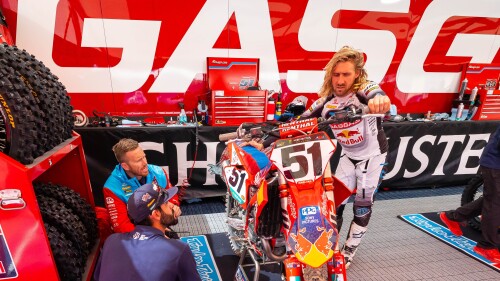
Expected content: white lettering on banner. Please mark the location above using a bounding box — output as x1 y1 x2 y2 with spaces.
149 0 280 92
398 0 500 93
16 0 161 93
172 142 219 186
140 141 165 154
448 33 500 64
455 134 491 175
432 135 466 176
385 133 490 180
289 0 411 92
403 135 437 178
384 136 411 180
139 141 171 178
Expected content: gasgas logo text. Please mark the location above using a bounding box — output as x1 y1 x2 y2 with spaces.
15 0 499 95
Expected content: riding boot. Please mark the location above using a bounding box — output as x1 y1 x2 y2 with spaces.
341 221 367 269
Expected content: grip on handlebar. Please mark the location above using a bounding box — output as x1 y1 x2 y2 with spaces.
219 132 238 141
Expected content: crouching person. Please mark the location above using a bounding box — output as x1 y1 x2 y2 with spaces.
94 183 201 281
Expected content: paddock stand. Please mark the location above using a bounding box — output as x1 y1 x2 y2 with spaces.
234 245 261 281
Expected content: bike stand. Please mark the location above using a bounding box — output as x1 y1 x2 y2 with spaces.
235 245 261 281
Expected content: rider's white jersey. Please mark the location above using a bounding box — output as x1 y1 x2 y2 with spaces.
301 81 388 160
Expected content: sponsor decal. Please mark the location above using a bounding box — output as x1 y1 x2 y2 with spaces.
299 206 320 225
288 195 297 219
15 0 500 117
330 119 362 130
211 60 227 65
0 225 18 279
141 193 152 202
122 184 132 194
180 235 222 281
301 206 317 216
0 96 15 129
400 214 500 269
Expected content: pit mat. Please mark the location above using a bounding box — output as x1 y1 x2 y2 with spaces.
399 213 500 272
182 233 282 281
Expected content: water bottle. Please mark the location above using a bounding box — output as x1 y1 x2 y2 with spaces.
178 102 187 124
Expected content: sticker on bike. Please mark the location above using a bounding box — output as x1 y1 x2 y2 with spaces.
271 132 336 183
223 166 247 204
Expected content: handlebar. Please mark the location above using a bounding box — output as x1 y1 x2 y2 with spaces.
218 106 386 141
219 132 238 142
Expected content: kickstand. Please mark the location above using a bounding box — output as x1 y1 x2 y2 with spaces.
236 246 261 281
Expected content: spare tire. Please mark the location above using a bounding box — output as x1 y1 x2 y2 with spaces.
4 44 74 140
34 182 98 244
44 223 84 281
0 68 38 164
37 195 90 260
0 44 64 150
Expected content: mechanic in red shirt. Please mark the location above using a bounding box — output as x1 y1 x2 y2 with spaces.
103 138 181 233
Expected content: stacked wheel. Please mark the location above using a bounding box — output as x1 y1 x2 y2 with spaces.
34 183 98 280
0 43 74 164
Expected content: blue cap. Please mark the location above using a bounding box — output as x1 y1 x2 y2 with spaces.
127 183 178 223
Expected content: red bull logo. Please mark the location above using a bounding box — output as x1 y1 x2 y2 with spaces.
314 226 334 257
336 129 360 139
290 228 313 257
335 129 364 145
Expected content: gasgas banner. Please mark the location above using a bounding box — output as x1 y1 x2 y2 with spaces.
2 0 499 116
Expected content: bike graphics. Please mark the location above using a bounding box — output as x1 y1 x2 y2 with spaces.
219 118 353 280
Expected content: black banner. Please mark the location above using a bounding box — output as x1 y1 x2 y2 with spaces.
76 121 500 206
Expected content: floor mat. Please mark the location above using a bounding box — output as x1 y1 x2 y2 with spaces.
183 233 282 281
399 213 500 272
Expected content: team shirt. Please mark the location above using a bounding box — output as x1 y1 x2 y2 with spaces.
301 81 388 160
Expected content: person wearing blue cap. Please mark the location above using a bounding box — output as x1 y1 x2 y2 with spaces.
94 183 201 281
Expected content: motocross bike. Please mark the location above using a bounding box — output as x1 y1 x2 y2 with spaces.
218 108 381 281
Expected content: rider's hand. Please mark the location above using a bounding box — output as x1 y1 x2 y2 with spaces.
368 94 391 114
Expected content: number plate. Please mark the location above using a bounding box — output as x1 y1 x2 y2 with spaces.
271 132 336 182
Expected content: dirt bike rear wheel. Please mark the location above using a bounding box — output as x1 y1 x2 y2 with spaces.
460 175 483 232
